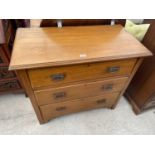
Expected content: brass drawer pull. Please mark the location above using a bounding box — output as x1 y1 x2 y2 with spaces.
56 106 66 111
53 92 66 99
107 66 120 73
102 84 113 91
97 99 106 104
50 73 65 81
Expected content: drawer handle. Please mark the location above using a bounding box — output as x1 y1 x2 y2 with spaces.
97 99 106 104
56 106 66 111
50 73 65 81
102 84 113 91
107 66 120 73
53 92 66 99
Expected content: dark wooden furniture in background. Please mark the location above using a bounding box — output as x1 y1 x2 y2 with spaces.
9 25 151 123
30 19 126 27
125 19 155 114
0 19 29 94
29 19 126 27
40 19 126 27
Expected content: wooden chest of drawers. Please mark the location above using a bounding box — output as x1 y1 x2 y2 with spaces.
0 19 23 94
9 25 151 124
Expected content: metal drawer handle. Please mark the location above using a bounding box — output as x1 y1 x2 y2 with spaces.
50 73 65 81
53 92 66 99
97 99 106 104
107 66 120 73
56 106 66 111
102 84 113 91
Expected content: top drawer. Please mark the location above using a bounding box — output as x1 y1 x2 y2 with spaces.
28 59 136 89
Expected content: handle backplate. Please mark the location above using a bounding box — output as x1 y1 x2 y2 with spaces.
102 84 113 91
97 99 106 104
56 106 66 111
53 92 66 99
107 66 120 73
50 73 65 81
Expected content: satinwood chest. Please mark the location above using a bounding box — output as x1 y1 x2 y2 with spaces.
9 25 152 124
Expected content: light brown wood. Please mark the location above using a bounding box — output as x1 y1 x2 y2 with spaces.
17 70 44 124
28 59 136 89
112 58 144 109
30 19 42 27
40 92 119 121
35 77 128 106
9 25 152 124
9 25 152 70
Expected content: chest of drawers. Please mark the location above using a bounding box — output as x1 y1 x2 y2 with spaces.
0 19 23 94
9 25 151 124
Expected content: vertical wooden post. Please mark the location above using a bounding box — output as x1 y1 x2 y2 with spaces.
112 58 143 109
17 70 45 124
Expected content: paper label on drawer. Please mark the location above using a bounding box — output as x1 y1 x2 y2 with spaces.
80 54 87 58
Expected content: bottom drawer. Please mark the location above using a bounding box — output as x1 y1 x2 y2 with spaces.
40 92 119 121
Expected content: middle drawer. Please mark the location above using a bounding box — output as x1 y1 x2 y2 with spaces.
35 77 128 106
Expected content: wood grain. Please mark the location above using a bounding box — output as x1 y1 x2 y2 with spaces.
9 25 152 70
30 19 42 27
35 77 128 106
28 59 136 88
113 58 143 109
9 24 152 123
0 20 5 44
40 92 119 121
17 70 44 124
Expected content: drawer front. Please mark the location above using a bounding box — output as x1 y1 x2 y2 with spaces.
40 92 119 121
0 80 20 92
35 77 127 106
28 59 136 88
0 67 16 80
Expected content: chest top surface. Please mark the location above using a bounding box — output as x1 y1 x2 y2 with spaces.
9 25 152 70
